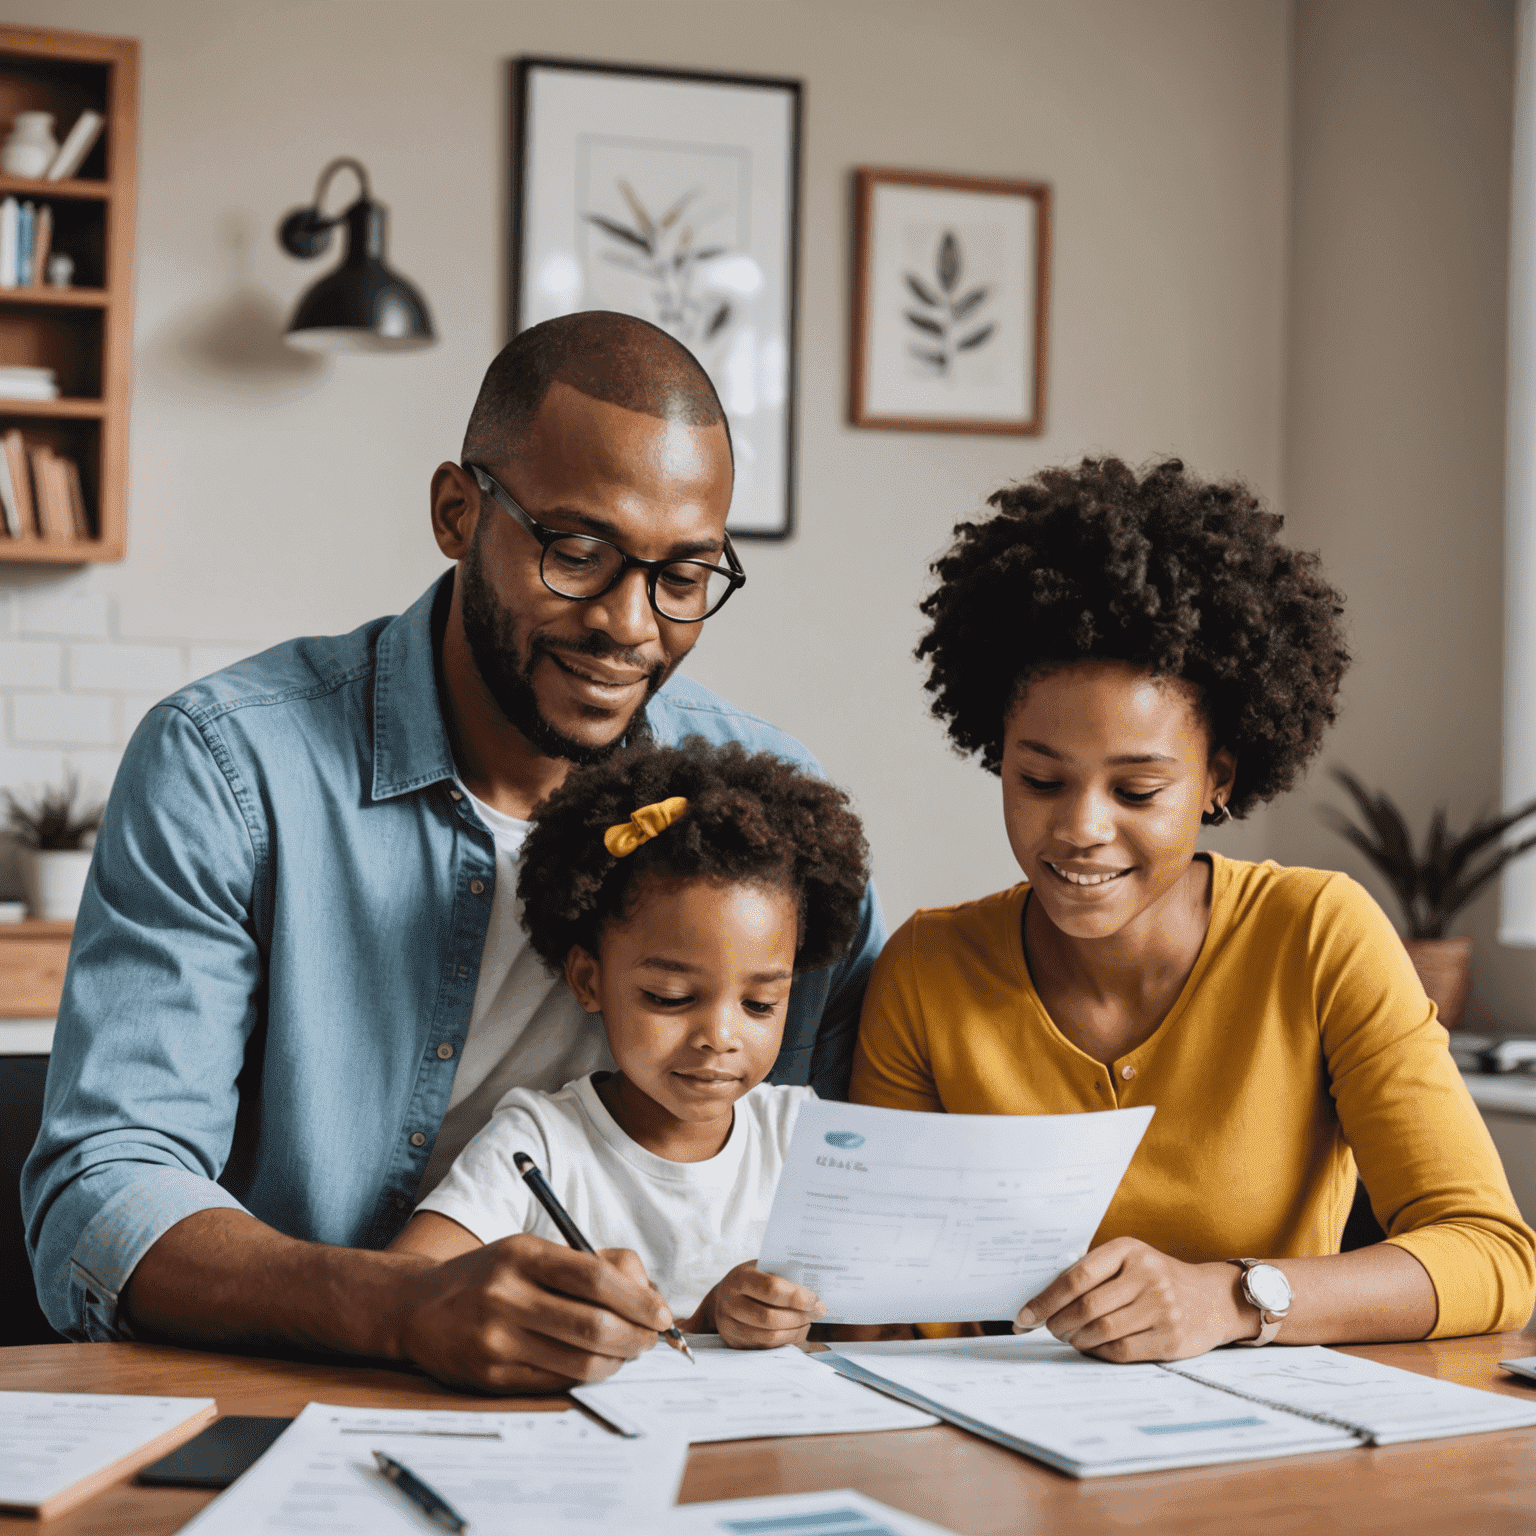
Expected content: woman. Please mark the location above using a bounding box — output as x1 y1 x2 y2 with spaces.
852 456 1534 1359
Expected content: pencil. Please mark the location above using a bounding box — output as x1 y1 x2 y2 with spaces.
512 1150 696 1365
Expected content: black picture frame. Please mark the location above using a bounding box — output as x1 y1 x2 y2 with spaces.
511 56 802 541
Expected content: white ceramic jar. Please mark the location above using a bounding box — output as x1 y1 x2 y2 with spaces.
2 112 58 178
20 847 93 921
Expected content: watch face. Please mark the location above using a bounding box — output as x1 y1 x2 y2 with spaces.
1247 1264 1292 1312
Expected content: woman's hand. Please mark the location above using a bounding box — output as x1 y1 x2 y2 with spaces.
687 1261 826 1349
1015 1237 1252 1362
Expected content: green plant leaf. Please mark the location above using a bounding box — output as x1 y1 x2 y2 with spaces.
1437 795 1536 885
1327 768 1416 875
1436 830 1536 921
1318 804 1418 921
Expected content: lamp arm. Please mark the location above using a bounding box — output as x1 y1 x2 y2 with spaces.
278 157 374 260
311 157 372 215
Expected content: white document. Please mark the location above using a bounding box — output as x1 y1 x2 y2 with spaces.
1501 1355 1536 1385
825 1336 1360 1477
0 1392 216 1517
177 1402 687 1535
1171 1346 1536 1444
758 1099 1154 1324
641 1488 960 1536
571 1338 938 1442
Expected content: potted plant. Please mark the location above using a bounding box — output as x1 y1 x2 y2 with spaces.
4 771 105 923
1320 768 1536 1028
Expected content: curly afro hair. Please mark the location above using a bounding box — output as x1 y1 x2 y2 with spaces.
516 736 870 972
916 457 1349 817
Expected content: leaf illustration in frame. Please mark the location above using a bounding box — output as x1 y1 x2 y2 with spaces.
657 188 700 230
957 323 995 351
909 345 947 371
586 213 652 253
905 310 944 336
950 286 989 322
705 301 733 339
905 273 942 306
617 179 656 243
937 231 961 292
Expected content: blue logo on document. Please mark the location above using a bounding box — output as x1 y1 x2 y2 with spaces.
824 1131 866 1149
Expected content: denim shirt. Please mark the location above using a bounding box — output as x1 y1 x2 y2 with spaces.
21 575 886 1340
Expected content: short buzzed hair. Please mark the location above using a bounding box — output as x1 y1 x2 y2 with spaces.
462 311 729 465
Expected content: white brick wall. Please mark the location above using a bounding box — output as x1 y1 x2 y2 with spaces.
0 592 270 895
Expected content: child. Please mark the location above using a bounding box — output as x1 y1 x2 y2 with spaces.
390 736 870 1348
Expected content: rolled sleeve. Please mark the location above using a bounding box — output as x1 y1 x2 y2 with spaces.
22 703 264 1340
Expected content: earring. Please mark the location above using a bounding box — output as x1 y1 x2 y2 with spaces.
1201 800 1233 827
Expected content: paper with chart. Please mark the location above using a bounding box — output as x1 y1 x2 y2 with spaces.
0 1392 217 1517
824 1336 1360 1476
177 1401 687 1535
570 1338 938 1442
757 1099 1154 1324
1170 1345 1536 1444
639 1488 961 1536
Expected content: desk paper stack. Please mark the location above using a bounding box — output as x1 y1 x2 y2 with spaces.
0 1392 217 1518
177 1402 688 1535
571 1337 938 1442
759 1098 1155 1325
643 1489 961 1536
823 1336 1536 1477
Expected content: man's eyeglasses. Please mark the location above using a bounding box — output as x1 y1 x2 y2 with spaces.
466 464 746 624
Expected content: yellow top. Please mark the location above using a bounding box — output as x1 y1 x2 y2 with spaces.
851 854 1536 1338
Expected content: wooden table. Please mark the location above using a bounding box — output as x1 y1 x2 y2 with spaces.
6 1330 1536 1535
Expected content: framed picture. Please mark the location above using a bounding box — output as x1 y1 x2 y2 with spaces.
513 57 802 540
850 168 1052 435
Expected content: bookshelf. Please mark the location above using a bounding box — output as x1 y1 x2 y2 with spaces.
0 25 137 565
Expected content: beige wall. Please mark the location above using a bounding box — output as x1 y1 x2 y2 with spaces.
0 0 1290 931
1277 0 1530 1027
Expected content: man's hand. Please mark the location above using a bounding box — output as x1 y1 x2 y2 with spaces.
1014 1237 1250 1362
686 1261 826 1349
397 1234 673 1392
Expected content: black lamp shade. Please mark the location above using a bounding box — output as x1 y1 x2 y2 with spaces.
285 199 435 353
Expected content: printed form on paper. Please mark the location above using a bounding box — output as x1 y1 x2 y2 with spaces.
757 1099 1154 1324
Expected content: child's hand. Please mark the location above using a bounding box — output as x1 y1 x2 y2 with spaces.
692 1261 826 1349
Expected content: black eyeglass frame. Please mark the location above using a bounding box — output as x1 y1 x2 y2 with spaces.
465 463 746 624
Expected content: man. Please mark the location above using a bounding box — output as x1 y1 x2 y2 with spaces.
22 313 884 1392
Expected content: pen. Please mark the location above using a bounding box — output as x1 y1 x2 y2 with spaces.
513 1150 696 1365
372 1449 469 1533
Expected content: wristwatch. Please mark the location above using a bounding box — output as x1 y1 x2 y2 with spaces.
1229 1258 1292 1346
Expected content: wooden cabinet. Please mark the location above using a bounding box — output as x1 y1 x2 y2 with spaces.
0 919 72 1017
0 25 137 563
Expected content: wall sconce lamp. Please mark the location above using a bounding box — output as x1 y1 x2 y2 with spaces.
277 157 435 353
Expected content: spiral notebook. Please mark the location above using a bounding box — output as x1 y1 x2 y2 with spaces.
822 1336 1536 1477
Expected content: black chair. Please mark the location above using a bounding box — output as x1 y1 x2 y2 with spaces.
1341 1178 1386 1251
2 1055 67 1346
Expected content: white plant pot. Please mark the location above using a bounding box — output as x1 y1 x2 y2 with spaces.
20 848 93 922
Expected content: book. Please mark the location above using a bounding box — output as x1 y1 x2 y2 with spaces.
0 366 59 401
16 201 33 285
0 1392 216 1519
30 204 52 287
63 454 91 539
0 436 22 537
0 196 15 289
3 430 36 536
28 443 74 541
44 110 104 181
823 1335 1536 1478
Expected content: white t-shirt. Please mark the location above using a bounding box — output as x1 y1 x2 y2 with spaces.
419 788 613 1194
417 1074 815 1318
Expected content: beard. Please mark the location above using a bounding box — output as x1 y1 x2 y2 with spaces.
458 531 668 765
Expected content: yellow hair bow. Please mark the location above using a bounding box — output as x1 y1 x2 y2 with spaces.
603 796 689 858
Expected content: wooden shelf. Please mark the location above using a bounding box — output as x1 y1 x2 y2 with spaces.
0 172 108 202
0 285 107 308
0 25 137 567
0 396 104 418
0 916 73 1018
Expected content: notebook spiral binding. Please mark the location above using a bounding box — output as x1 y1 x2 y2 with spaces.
1155 1363 1374 1443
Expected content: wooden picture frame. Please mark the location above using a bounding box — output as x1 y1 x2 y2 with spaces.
512 57 802 540
850 168 1051 435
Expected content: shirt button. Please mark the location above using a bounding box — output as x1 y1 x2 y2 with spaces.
449 789 463 802
436 1043 455 1060
1121 1065 1136 1081
410 1132 426 1147
470 879 486 895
